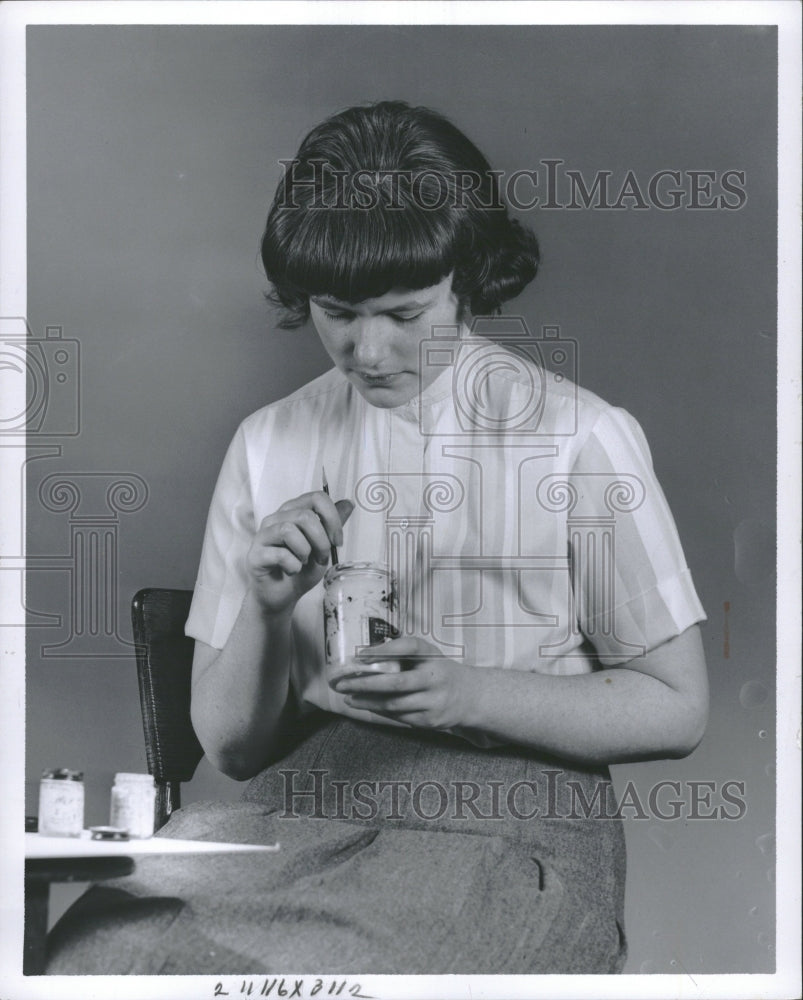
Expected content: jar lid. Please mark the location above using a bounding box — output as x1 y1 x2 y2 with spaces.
90 826 130 841
41 767 84 781
113 772 155 784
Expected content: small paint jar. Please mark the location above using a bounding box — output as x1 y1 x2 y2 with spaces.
323 561 400 691
110 772 156 838
38 768 85 836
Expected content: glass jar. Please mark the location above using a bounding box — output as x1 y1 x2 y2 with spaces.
38 768 85 836
323 561 400 690
110 772 156 838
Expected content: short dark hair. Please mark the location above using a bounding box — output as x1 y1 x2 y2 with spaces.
260 101 539 328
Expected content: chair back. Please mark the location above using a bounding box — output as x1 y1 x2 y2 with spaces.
131 588 203 828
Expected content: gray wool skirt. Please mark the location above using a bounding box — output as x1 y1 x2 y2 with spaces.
45 713 627 975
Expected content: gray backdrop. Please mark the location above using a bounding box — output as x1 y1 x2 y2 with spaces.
23 25 776 974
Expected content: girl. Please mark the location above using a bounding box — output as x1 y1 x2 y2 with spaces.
50 101 708 976
189 101 707 780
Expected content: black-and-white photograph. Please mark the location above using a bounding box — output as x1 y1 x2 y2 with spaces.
1 2 800 998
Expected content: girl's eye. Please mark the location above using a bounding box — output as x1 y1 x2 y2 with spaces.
322 311 422 324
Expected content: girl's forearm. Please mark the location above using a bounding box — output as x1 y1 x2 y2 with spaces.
459 629 708 765
190 589 295 779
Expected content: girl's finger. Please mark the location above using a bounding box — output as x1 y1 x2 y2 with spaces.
276 492 353 547
257 521 313 566
289 507 338 564
336 670 426 695
254 545 304 576
343 690 427 714
344 697 423 722
356 635 443 662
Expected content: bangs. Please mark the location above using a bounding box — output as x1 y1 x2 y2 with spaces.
274 202 459 305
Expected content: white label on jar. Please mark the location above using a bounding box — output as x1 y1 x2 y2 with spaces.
39 779 84 837
110 783 155 838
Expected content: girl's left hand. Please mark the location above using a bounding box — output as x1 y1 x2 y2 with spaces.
336 636 479 732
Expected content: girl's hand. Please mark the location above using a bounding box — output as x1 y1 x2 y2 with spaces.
247 492 353 615
336 636 479 732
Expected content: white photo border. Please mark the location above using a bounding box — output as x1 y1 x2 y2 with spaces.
1 3 800 999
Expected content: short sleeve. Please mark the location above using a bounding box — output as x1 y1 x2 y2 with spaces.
569 407 706 665
184 423 255 649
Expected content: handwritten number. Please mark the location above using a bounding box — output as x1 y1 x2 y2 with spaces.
214 979 373 999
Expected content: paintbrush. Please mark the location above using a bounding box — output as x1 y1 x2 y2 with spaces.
321 466 340 567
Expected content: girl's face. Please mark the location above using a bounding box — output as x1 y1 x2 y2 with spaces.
309 273 461 408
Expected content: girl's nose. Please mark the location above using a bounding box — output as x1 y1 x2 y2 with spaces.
351 318 388 369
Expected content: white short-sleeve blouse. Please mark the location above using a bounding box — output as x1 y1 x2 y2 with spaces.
186 335 706 733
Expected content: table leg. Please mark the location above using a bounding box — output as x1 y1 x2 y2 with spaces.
24 878 49 975
23 857 135 975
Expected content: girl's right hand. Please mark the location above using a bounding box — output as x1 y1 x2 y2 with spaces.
247 492 353 615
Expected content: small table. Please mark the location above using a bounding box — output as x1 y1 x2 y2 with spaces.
24 832 279 975
25 854 135 975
